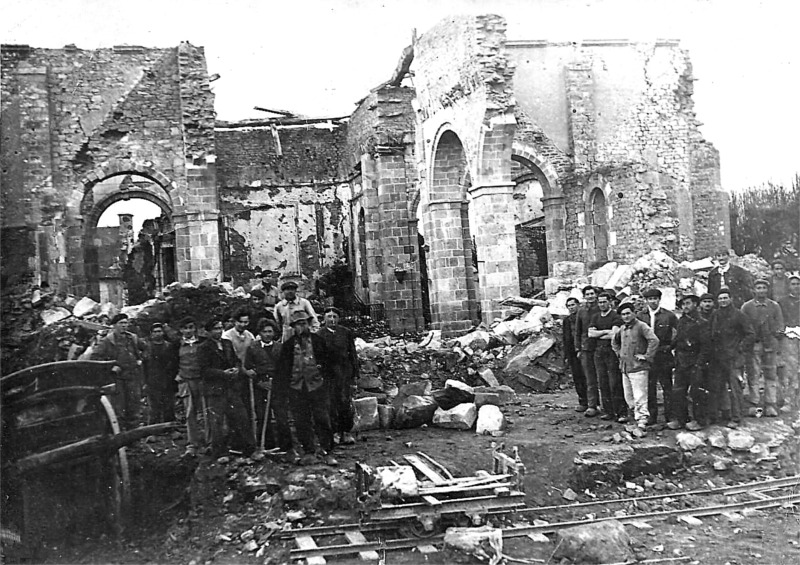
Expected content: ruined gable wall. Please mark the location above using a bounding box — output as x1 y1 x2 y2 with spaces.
215 124 351 286
509 41 725 262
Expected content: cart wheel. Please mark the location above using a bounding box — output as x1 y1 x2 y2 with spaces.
399 517 442 538
99 395 131 532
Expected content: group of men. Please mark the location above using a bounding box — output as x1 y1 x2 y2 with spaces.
563 252 799 434
91 280 360 465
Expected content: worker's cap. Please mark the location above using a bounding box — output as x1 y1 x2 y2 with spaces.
753 278 770 288
289 310 312 325
642 288 662 299
178 316 196 328
324 307 341 316
788 274 800 282
771 259 786 268
110 313 129 325
250 289 266 299
680 294 700 305
617 302 636 315
699 293 715 302
150 323 164 332
717 287 732 297
281 281 299 291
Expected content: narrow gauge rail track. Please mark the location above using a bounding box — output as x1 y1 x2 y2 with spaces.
286 474 800 563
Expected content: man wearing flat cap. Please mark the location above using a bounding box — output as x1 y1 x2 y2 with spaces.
274 280 319 342
741 279 785 417
276 310 335 464
698 293 716 322
92 313 147 429
670 295 712 430
637 288 678 425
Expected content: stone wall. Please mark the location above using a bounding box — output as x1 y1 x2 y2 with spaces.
215 123 351 287
0 43 219 298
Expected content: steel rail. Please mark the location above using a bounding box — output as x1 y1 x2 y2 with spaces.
289 491 800 560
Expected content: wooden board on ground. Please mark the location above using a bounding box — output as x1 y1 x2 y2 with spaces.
343 530 380 561
295 535 326 565
404 454 447 484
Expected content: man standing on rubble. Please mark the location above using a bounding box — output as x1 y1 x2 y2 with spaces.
778 275 800 413
637 289 678 425
274 280 320 342
177 317 205 457
708 249 754 309
277 310 335 465
575 286 601 417
143 323 179 424
710 289 755 428
613 302 659 431
670 295 712 430
589 292 625 421
320 307 359 445
563 297 587 412
201 318 255 458
741 279 785 417
92 313 146 429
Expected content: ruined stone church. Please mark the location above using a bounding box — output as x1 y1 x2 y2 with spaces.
1 15 729 334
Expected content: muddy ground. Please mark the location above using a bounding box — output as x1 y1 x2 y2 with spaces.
9 387 798 565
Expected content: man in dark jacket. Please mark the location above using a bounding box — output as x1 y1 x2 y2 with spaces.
319 307 360 445
741 279 785 417
200 318 254 458
707 249 754 308
563 297 587 411
276 310 335 464
710 288 755 427
589 292 625 421
574 286 601 416
670 295 712 430
143 323 179 424
92 313 146 429
637 288 678 425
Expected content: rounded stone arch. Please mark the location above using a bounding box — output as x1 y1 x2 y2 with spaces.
583 179 613 264
86 189 173 230
81 159 176 194
428 125 473 202
511 142 567 271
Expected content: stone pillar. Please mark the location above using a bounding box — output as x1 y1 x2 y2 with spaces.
468 183 520 323
425 199 475 333
173 211 221 283
542 194 568 269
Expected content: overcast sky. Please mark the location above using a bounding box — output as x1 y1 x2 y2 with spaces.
4 0 798 203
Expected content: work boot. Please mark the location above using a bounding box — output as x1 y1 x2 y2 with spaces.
575 404 588 412
584 408 598 418
666 420 683 430
600 413 613 421
182 445 198 458
341 433 356 445
764 405 779 417
747 406 763 418
617 415 629 424
726 420 740 429
685 420 703 431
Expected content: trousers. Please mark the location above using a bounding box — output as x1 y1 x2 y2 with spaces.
673 359 708 424
289 384 333 453
746 342 778 407
621 369 649 426
594 345 625 417
779 339 799 406
207 388 254 458
114 378 142 430
648 350 674 422
581 350 599 409
717 356 745 421
181 379 206 448
568 354 587 406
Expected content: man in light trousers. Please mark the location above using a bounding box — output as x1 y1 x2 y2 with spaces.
613 302 659 431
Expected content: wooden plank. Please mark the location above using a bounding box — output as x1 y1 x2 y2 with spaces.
418 482 512 496
418 544 438 554
422 495 442 506
295 535 327 565
404 454 446 484
343 531 379 561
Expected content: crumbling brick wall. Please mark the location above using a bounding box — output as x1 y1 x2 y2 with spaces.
215 123 351 287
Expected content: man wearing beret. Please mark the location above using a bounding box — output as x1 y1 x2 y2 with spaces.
637 288 678 425
277 310 335 465
92 313 146 429
670 295 712 430
778 275 800 412
711 288 755 427
708 248 754 309
741 279 785 417
274 280 320 342
613 302 659 431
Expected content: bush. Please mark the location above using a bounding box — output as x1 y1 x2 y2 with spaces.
730 175 799 268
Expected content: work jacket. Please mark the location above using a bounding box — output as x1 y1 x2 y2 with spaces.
563 313 578 360
637 307 678 352
710 305 755 358
276 333 330 393
778 293 799 328
200 338 242 397
92 330 145 380
612 318 659 373
244 338 282 385
741 297 785 350
574 303 600 353
672 311 711 367
144 339 179 390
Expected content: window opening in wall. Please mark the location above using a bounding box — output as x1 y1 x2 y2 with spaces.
588 187 609 263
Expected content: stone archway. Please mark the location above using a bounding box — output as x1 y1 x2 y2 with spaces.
586 187 609 263
74 165 176 301
423 128 480 332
